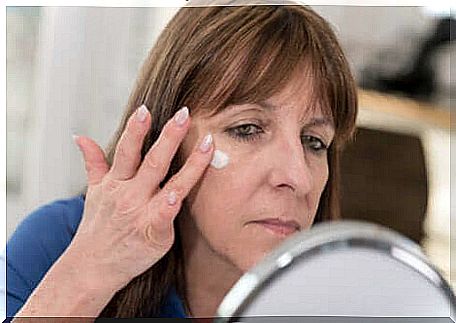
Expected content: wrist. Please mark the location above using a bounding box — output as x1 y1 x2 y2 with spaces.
60 245 128 294
16 253 121 318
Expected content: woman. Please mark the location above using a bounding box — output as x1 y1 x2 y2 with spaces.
6 3 357 319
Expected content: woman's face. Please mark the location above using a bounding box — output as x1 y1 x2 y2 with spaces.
180 75 335 272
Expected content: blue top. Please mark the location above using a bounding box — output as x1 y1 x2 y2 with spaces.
3 195 187 319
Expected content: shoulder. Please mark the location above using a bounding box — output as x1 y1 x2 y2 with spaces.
9 195 85 254
21 195 85 234
5 195 85 317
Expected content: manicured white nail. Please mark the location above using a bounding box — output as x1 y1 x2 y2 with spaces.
199 134 213 153
72 134 81 149
167 191 177 206
136 104 149 122
174 106 189 126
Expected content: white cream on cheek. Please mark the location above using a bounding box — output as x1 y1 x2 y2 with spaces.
210 149 230 169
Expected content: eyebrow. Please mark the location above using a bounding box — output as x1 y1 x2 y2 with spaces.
302 117 334 129
228 100 334 129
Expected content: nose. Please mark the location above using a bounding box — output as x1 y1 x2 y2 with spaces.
267 134 314 197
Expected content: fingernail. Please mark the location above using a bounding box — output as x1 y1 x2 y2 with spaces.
72 134 81 149
174 106 189 126
136 104 149 122
199 133 213 153
167 191 177 206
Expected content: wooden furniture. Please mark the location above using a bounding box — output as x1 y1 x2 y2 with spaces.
339 88 452 287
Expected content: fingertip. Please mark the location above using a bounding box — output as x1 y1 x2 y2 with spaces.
72 134 82 150
79 136 100 152
76 136 109 184
197 133 213 153
74 135 95 156
135 104 150 123
75 136 105 164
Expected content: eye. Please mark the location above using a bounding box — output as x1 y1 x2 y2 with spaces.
226 123 264 142
301 135 328 154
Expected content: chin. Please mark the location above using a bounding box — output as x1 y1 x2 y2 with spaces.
232 248 274 274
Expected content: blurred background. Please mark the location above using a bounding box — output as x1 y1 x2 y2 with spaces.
6 5 454 289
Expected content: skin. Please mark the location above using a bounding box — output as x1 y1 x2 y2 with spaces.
179 73 336 317
12 70 334 321
13 103 215 320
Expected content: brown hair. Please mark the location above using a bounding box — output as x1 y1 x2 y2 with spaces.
93 4 357 318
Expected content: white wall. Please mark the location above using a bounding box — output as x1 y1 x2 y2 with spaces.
6 7 178 239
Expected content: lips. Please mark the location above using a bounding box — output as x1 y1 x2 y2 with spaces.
252 218 301 236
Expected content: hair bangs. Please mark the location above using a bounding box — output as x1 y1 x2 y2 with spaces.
186 5 355 146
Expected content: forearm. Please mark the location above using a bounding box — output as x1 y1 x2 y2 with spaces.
12 251 122 322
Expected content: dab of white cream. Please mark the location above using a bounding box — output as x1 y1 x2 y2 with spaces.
210 149 230 169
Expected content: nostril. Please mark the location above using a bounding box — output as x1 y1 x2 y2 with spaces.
277 183 296 192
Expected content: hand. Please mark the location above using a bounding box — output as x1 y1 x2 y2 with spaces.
68 105 213 290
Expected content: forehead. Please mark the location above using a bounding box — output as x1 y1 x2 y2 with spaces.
223 72 333 126
266 77 328 118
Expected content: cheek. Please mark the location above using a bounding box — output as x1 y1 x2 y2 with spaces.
311 155 329 189
186 154 266 269
319 161 330 189
188 163 250 231
307 158 330 213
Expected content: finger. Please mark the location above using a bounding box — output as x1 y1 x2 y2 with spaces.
74 135 109 186
133 106 190 196
139 132 214 248
146 133 214 222
109 104 151 181
140 191 177 250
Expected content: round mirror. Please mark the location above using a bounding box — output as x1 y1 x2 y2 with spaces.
215 221 455 322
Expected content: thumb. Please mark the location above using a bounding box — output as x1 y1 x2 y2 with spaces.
74 135 109 186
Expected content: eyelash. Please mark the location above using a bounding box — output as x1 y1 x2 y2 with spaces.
227 123 264 142
226 123 329 153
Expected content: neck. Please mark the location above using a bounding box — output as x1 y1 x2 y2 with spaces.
179 218 243 318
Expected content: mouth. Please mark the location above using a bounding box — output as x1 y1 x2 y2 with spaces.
251 218 301 237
